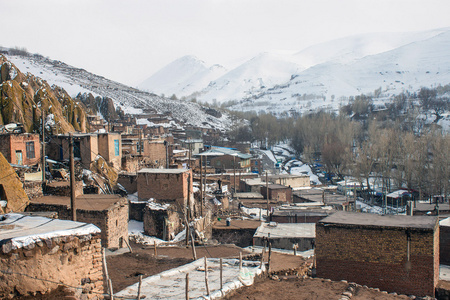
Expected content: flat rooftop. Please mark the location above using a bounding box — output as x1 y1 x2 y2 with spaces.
30 194 125 211
319 211 438 230
213 219 261 230
0 213 100 249
254 222 316 239
269 174 309 179
235 192 264 199
138 168 188 174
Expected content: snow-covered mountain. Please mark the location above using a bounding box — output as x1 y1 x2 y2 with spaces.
140 28 450 114
4 52 232 130
138 55 227 98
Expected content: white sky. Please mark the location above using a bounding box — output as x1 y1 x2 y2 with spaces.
2 0 450 86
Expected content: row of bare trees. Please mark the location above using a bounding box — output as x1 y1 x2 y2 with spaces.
228 109 449 200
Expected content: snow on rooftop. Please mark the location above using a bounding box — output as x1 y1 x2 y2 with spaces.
0 213 100 251
254 222 316 239
116 258 264 300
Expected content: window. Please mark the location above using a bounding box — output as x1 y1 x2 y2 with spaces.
114 139 119 156
26 141 35 159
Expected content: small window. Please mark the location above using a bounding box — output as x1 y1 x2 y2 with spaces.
114 139 119 156
26 141 35 159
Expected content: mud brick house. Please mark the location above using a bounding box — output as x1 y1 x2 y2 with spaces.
0 213 104 299
97 132 122 170
47 133 98 167
266 174 310 188
260 184 293 203
316 211 439 297
137 168 193 208
253 222 315 251
240 178 264 193
26 194 128 248
0 133 40 166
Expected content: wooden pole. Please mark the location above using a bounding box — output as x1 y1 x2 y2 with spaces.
239 252 243 270
268 242 272 273
220 258 223 290
154 241 157 256
69 133 76 221
108 279 114 300
137 275 143 300
200 155 203 217
41 111 46 184
124 237 133 253
185 273 189 300
266 171 269 219
191 233 197 261
102 248 110 292
204 257 210 296
260 250 264 270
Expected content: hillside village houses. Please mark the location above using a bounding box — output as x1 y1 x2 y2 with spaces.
1 114 450 298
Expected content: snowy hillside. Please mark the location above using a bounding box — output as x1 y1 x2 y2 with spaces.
139 28 450 115
195 52 304 103
138 55 227 98
229 29 450 115
5 53 232 130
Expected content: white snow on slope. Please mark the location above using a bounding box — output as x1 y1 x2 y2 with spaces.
5 53 232 130
138 55 227 98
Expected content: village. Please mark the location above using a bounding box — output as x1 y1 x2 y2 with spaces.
0 113 449 300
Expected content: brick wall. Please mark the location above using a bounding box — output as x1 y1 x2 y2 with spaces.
144 141 166 167
137 170 192 205
118 173 137 194
315 224 438 297
0 234 104 299
260 186 292 202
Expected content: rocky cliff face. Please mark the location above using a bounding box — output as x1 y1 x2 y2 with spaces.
0 55 86 133
76 92 124 121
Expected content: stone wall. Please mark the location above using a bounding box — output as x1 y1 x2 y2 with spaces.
211 228 256 247
0 234 104 299
315 223 438 297
23 181 43 199
143 205 182 240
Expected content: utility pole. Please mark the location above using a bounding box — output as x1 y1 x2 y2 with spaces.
200 155 203 217
233 155 236 194
41 111 46 184
188 141 191 169
165 141 169 168
266 171 269 219
69 133 76 221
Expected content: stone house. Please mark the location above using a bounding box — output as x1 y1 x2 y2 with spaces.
143 202 183 241
0 133 40 166
316 211 439 297
26 194 128 248
0 213 104 299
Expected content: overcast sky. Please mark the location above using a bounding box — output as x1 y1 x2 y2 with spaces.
2 0 450 86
